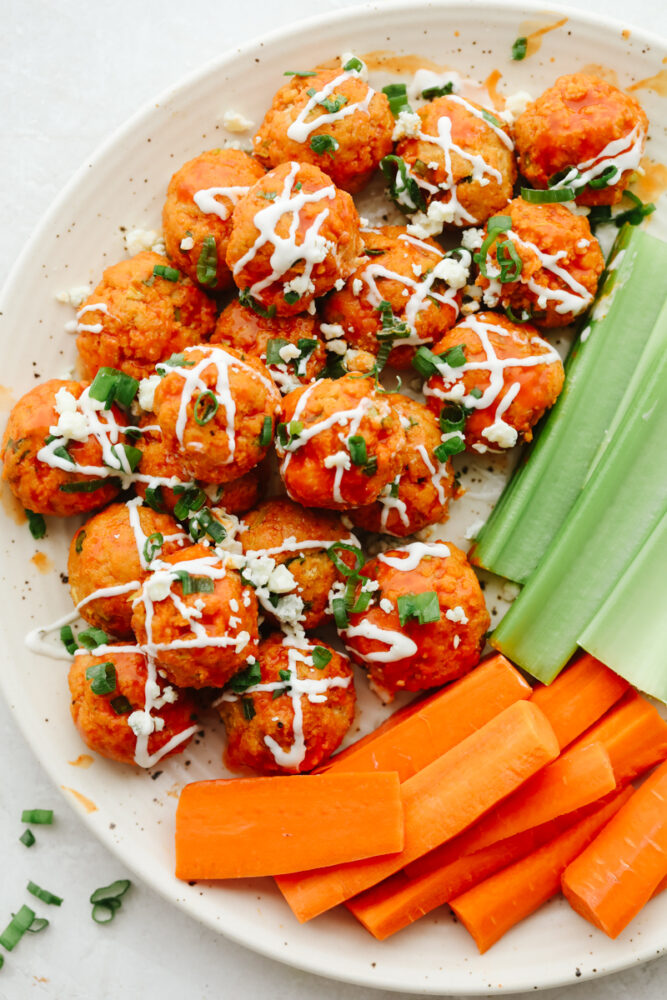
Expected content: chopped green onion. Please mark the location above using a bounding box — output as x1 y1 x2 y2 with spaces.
505 304 532 324
239 287 276 319
77 626 109 651
259 191 277 201
278 669 291 683
343 56 363 72
496 239 523 282
308 88 348 114
284 290 301 305
474 215 512 275
188 508 226 545
52 444 74 465
348 435 368 466
89 367 139 409
27 917 49 934
259 415 273 447
469 386 483 399
412 346 445 378
421 82 454 98
440 402 468 434
265 338 291 365
20 829 36 848
326 542 364 577
193 391 219 426
228 660 261 693
364 247 386 256
143 532 163 564
110 695 132 715
520 186 576 204
310 134 339 155
242 698 256 721
481 109 502 128
89 879 131 906
173 484 207 521
588 165 619 190
332 596 349 629
284 69 317 76
143 484 165 512
549 166 581 188
382 82 411 117
311 645 332 670
92 903 116 924
85 661 117 696
60 625 78 655
196 235 218 287
60 478 115 494
153 264 180 281
434 436 465 459
159 353 195 369
173 571 215 595
397 590 441 626
362 454 378 477
25 509 46 540
110 443 142 472
389 479 400 498
350 583 372 614
380 155 426 213
511 36 528 60
74 529 86 553
27 881 63 907
0 905 36 950
20 810 53 825
613 190 655 228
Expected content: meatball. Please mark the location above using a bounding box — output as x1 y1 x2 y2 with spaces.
423 311 565 453
225 161 363 317
218 633 355 775
322 226 466 369
210 297 327 393
514 74 649 206
68 500 186 638
239 497 359 629
349 394 455 536
341 541 489 701
276 375 406 509
473 198 604 328
69 646 197 766
153 345 281 484
252 59 394 193
162 148 266 291
76 252 217 380
130 543 259 689
1 380 125 517
389 94 516 227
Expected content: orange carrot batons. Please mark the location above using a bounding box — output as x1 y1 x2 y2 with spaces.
530 652 628 749
561 760 667 939
571 689 667 784
451 788 633 953
175 772 404 880
318 653 531 781
276 700 560 922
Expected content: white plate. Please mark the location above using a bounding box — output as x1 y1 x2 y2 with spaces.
1 0 666 993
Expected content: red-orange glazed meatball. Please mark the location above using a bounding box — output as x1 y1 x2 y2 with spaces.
76 252 217 381
130 543 259 689
422 312 565 454
152 345 281 485
276 375 406 510
473 198 604 328
210 297 327 393
68 499 186 638
514 74 649 206
349 394 455 536
1 380 125 517
218 633 355 775
239 497 360 629
322 226 467 369
162 148 266 291
69 646 197 766
386 94 516 228
225 161 363 317
252 57 394 193
341 540 489 701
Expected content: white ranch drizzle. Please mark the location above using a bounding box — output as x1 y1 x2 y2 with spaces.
240 533 360 559
231 162 336 300
66 302 111 335
378 477 410 532
415 444 450 505
286 62 374 143
343 621 418 663
25 609 81 661
75 580 141 610
192 186 250 221
549 124 644 194
378 541 452 571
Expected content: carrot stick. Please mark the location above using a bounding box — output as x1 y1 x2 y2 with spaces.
174 772 404 880
451 788 633 953
276 700 559 922
561 759 667 938
406 740 615 880
530 652 628 749
570 689 667 784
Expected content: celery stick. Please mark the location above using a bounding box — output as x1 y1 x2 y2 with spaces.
472 225 667 584
579 510 667 703
490 329 667 683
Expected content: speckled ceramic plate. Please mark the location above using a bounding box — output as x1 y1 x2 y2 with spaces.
0 0 666 993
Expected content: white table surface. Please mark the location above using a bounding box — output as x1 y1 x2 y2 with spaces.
1 0 666 997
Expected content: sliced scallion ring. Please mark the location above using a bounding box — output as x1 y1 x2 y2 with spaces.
20 809 53 825
27 881 63 906
193 391 219 426
520 186 576 204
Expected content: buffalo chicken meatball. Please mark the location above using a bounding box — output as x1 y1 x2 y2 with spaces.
514 74 649 206
350 394 455 536
225 162 363 317
252 58 394 193
387 94 516 228
239 497 360 629
210 297 327 393
162 148 266 291
130 543 259 689
69 646 197 766
76 252 216 381
473 198 604 328
423 312 565 453
218 633 355 775
68 500 186 638
322 226 467 369
152 345 281 485
341 541 489 701
1 380 126 516
276 375 406 509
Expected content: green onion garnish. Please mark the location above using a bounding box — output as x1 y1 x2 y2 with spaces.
470 386 483 399
311 645 332 669
265 338 290 365
60 477 115 494
90 879 131 924
25 509 46 540
196 235 218 287
412 343 465 379
421 82 454 99
75 529 86 553
259 415 273 447
284 69 317 76
27 917 49 934
27 881 63 906
143 484 165 512
310 134 339 155
21 809 53 825
242 697 256 721
153 264 180 281
77 626 109 651
348 435 368 466
511 36 528 60
474 215 512 275
85 661 117 696
19 829 35 848
143 532 163 564
159 352 195 369
380 155 426 214
440 402 468 434
228 660 262 693
60 625 78 655
332 596 349 629
382 82 411 117
238 287 277 319
188 508 226 545
588 165 619 190
434 436 466 459
193 391 219 426
397 590 442 626
284 290 301 305
173 484 207 521
343 56 363 72
505 304 532 324
173 571 215 595
362 454 378 477
613 190 656 228
496 239 523 282
520 186 576 204
307 87 349 114
89 367 139 409
110 695 132 715
326 542 364 577
0 905 36 950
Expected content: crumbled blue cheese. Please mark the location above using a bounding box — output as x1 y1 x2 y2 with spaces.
379 598 394 614
461 227 485 252
327 339 347 355
320 322 346 341
445 605 469 624
235 630 251 654
278 343 301 364
55 285 91 308
392 110 422 141
125 228 165 256
407 201 456 238
222 110 254 133
138 374 161 412
498 91 533 125
268 564 297 594
482 418 518 449
284 274 315 298
180 235 195 251
128 710 162 737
